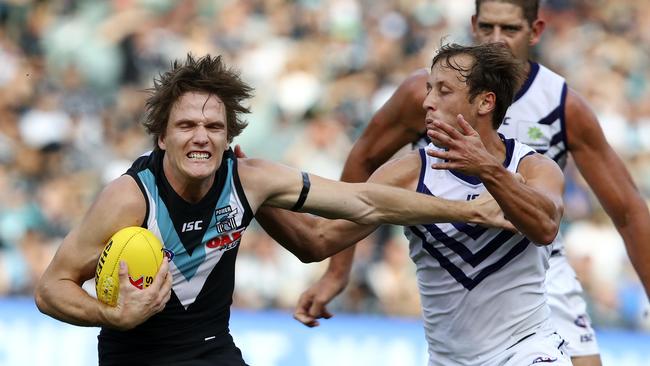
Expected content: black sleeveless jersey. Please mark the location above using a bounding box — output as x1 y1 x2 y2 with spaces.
98 148 254 354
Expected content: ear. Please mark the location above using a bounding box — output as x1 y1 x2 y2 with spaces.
477 92 496 117
158 134 166 150
529 19 546 46
470 15 479 37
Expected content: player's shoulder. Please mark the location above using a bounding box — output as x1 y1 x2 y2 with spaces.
564 87 592 113
101 175 146 211
236 157 271 174
236 157 291 190
398 68 429 99
383 149 422 167
560 86 599 134
519 150 563 178
82 175 147 231
536 62 561 75
370 150 422 187
403 68 429 85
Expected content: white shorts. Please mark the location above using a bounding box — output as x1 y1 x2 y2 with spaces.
427 321 570 366
545 250 600 357
499 329 572 366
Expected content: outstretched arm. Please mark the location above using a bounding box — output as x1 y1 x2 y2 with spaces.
252 71 430 323
240 149 511 326
565 89 650 297
252 69 428 256
427 115 564 245
240 152 504 259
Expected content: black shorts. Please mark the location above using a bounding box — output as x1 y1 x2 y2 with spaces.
98 333 248 366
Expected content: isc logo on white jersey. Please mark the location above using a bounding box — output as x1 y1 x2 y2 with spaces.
181 220 203 232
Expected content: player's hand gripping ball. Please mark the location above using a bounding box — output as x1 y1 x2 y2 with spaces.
95 227 164 306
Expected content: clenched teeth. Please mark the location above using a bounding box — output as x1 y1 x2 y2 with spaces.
188 152 211 159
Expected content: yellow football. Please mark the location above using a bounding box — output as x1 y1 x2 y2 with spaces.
95 226 164 306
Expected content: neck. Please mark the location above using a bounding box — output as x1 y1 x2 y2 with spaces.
522 58 531 74
162 156 215 204
477 123 506 162
517 59 532 91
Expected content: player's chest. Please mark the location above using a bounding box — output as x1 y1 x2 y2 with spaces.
499 118 556 151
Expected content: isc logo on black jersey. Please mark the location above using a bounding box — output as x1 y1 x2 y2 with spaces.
181 220 203 232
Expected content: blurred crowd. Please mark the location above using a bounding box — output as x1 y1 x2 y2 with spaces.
1 0 649 330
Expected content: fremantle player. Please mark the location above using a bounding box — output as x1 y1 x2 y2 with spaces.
34 54 510 365
253 42 571 365
285 2 650 365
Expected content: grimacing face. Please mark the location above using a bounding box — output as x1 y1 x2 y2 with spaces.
422 54 481 148
472 1 542 63
158 92 229 185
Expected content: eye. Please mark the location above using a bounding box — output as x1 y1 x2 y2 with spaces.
503 25 522 34
178 121 194 129
478 23 493 33
204 122 225 132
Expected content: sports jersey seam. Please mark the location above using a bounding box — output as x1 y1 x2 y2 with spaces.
132 172 150 228
513 61 539 102
416 148 428 193
231 153 254 222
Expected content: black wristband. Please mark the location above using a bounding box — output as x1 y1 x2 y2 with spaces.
291 172 311 211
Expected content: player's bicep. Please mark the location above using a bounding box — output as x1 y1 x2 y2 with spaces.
244 159 376 221
518 154 565 211
238 159 307 212
44 175 146 284
564 89 639 214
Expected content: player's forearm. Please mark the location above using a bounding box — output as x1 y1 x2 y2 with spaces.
35 278 110 327
609 198 650 296
356 183 480 226
324 151 377 278
323 246 355 283
256 206 329 263
480 166 561 245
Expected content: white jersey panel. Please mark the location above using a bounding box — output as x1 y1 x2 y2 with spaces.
406 138 553 365
498 62 568 169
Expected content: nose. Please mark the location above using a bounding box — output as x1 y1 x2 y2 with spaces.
192 125 209 145
422 91 437 112
489 27 507 44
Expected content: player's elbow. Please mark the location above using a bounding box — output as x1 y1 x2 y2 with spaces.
531 201 563 246
297 245 338 263
295 248 325 263
34 280 53 316
533 232 557 246
294 232 337 263
531 219 560 246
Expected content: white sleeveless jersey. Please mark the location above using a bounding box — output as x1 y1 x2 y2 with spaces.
413 62 569 254
406 138 552 365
